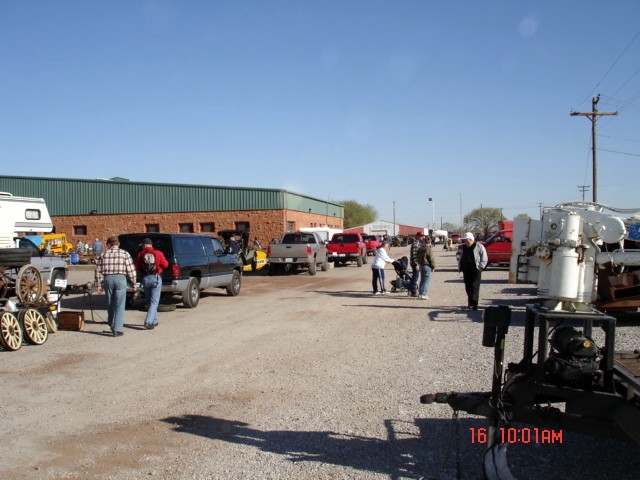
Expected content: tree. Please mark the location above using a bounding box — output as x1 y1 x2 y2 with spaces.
464 207 504 234
340 200 377 228
441 222 462 234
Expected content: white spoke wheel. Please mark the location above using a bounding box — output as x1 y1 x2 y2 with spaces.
44 311 58 334
16 265 44 305
19 308 48 345
0 311 23 351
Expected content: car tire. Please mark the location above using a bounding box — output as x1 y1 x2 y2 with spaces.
362 253 368 264
225 270 241 296
320 258 328 272
49 269 66 291
356 256 363 267
182 277 200 308
308 260 317 276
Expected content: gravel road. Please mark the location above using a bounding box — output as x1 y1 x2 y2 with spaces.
1 246 639 479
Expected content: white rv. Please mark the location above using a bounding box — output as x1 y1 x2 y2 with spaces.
0 192 54 248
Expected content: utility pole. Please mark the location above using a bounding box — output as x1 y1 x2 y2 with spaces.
392 200 396 236
428 197 434 232
570 95 618 203
578 185 590 201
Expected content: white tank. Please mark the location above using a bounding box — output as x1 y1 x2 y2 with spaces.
549 248 580 300
543 211 581 301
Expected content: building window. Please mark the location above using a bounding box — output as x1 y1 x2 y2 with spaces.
235 222 250 234
73 225 87 236
146 224 160 233
200 222 215 233
179 223 194 233
286 221 295 231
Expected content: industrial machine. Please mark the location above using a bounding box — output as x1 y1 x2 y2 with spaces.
422 202 640 479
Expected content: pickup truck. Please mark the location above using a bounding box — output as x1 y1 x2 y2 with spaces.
361 234 383 256
327 232 367 267
267 231 329 276
456 229 513 268
13 237 68 288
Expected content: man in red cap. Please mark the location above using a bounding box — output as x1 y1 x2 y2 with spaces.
135 238 169 329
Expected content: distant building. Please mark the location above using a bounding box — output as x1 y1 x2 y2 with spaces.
0 176 344 246
344 220 425 237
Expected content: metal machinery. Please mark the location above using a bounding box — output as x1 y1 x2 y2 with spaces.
421 202 640 479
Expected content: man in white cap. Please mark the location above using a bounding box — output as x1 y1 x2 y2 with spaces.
457 232 488 310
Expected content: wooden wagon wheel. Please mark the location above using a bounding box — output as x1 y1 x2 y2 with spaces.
0 311 23 351
44 311 58 334
16 265 44 305
19 308 48 345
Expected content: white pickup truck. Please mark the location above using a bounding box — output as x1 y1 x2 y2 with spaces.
267 231 329 275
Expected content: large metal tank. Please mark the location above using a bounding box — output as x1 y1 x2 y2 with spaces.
539 210 581 301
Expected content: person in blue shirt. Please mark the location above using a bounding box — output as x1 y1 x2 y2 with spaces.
93 238 103 255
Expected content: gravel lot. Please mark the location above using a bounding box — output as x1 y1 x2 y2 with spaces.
1 246 639 479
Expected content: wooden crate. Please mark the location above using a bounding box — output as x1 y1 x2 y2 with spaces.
57 311 85 331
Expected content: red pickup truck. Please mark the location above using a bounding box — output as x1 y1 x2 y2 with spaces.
327 233 367 267
361 234 383 256
456 228 513 267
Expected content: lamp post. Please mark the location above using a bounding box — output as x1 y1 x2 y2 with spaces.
428 197 434 231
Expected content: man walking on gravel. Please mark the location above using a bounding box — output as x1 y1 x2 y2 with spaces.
416 236 435 300
135 238 169 330
458 232 488 310
409 231 425 297
95 236 136 336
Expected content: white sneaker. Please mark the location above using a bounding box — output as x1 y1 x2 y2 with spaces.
373 292 381 295
419 295 428 300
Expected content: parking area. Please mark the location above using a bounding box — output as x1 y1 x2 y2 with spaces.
1 246 639 479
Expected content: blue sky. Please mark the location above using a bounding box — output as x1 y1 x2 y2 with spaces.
1 1 639 228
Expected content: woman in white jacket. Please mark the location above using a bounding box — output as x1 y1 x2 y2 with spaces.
371 241 395 295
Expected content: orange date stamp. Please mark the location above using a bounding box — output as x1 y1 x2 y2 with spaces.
470 427 563 444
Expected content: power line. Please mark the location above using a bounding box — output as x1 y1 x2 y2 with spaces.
597 148 640 158
578 28 640 108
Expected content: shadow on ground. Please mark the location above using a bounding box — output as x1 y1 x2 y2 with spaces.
160 414 640 479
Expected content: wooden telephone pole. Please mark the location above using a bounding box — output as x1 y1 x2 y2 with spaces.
570 94 618 203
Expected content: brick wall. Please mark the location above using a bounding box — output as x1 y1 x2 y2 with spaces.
53 209 344 247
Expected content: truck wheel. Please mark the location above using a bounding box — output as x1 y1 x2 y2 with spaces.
356 256 363 267
226 270 241 296
49 269 66 291
309 260 317 276
320 258 329 272
125 293 136 309
362 253 368 264
182 277 200 308
334 260 340 267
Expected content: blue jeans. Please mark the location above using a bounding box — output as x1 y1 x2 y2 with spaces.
418 264 432 297
371 267 386 293
142 274 162 325
410 263 419 294
104 274 128 333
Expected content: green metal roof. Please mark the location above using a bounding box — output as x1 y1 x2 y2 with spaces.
0 176 344 217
